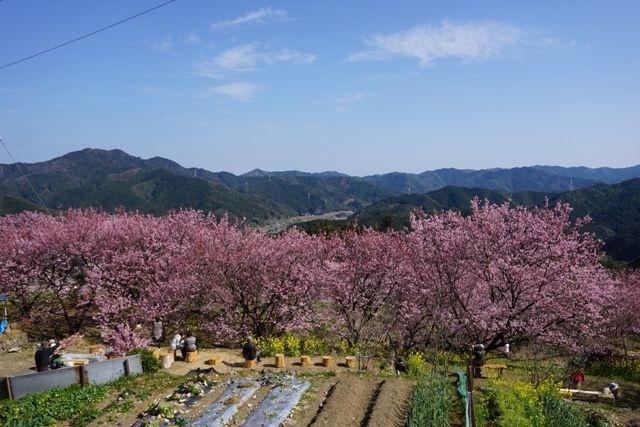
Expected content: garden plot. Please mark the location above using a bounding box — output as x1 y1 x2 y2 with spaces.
242 377 310 426
190 374 311 427
308 376 381 427
190 378 261 427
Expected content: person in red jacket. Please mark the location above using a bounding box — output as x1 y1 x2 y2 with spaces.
569 370 585 389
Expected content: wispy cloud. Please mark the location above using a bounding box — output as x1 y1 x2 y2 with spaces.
202 81 259 102
149 34 174 53
211 7 289 31
348 20 524 67
185 33 201 44
333 92 365 113
197 43 316 77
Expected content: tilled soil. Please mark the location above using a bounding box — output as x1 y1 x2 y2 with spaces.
308 376 380 427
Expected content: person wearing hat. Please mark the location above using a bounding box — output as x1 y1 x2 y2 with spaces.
34 340 59 372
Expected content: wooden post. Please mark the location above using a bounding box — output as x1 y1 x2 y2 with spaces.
244 359 257 368
300 355 312 367
345 356 356 368
6 377 14 400
322 356 333 367
275 353 285 368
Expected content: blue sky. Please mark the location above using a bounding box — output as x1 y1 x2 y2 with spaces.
1 0 638 176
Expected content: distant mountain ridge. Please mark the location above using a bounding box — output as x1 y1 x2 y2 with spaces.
1 148 639 261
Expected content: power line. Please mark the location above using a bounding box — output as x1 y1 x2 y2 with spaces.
0 136 48 209
0 0 178 71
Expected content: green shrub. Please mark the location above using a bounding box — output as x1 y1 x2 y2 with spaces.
301 335 329 356
255 336 285 357
128 348 162 373
283 333 301 356
335 338 356 356
407 373 451 427
588 357 640 382
407 351 427 377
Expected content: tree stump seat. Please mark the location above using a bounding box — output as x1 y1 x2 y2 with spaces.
345 356 356 368
300 355 312 367
205 356 222 366
322 355 333 367
185 350 198 363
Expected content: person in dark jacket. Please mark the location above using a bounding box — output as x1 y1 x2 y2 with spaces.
35 340 59 372
471 344 486 378
242 336 261 363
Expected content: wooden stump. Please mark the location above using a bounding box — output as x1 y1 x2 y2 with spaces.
244 359 257 369
161 353 173 369
205 357 222 366
185 350 198 363
322 355 333 367
300 355 312 367
275 353 285 368
345 356 356 369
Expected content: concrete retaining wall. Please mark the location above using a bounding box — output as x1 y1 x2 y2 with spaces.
0 355 142 400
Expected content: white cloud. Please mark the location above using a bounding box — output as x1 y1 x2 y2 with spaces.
185 33 201 44
149 34 173 53
348 20 524 67
334 92 365 113
211 7 289 31
197 43 316 77
203 82 259 102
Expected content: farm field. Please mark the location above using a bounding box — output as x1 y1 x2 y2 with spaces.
0 345 415 427
3 343 640 426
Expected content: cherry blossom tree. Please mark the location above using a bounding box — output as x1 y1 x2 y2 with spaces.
0 201 625 361
193 219 324 345
606 268 640 354
89 210 202 352
321 228 411 359
409 199 616 355
0 209 104 338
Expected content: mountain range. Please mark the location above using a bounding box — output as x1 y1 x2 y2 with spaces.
1 148 639 262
